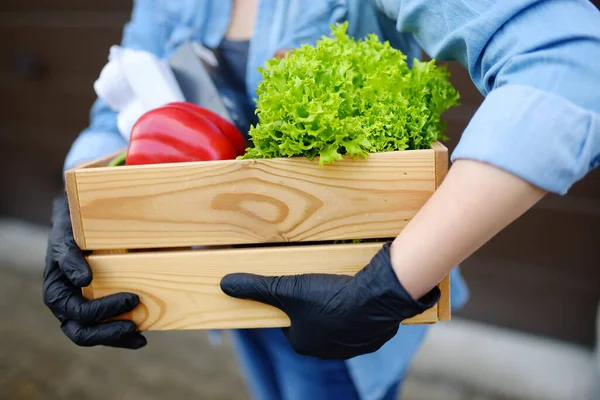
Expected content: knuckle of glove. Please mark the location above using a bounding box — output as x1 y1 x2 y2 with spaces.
63 229 78 249
74 302 98 326
44 284 88 324
56 251 71 269
72 328 91 347
42 287 57 311
72 331 88 347
42 281 69 316
61 322 89 347
52 296 74 322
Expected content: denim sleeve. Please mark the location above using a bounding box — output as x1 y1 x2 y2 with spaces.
372 0 600 194
63 0 170 172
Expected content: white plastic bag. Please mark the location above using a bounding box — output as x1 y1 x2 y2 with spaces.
93 46 185 142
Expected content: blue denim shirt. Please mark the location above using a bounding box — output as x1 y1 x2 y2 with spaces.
63 1 600 399
373 0 600 195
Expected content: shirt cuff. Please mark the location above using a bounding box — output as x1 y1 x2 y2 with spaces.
451 84 600 195
63 130 127 173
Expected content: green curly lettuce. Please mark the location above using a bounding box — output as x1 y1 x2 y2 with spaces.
241 22 460 165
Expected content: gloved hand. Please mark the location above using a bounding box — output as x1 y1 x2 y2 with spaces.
220 242 440 360
42 192 146 349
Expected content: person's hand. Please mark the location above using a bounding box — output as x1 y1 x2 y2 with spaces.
220 242 440 359
42 191 146 349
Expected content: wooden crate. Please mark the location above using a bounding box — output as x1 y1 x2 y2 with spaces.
64 142 451 331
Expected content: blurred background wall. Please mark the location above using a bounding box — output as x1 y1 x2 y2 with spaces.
0 0 599 350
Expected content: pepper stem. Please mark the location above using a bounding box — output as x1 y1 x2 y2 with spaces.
108 151 127 167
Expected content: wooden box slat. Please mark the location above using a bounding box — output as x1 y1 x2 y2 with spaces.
83 242 440 330
67 148 438 251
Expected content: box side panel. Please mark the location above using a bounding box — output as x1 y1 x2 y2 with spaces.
432 141 448 189
85 243 440 331
436 275 451 321
75 150 437 250
64 149 127 249
64 170 86 249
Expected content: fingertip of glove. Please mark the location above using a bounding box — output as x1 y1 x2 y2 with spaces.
220 273 264 299
219 274 244 296
72 271 93 287
62 254 93 287
123 292 141 307
115 331 147 350
114 320 138 333
131 335 148 349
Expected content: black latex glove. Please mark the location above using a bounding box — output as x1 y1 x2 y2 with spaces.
220 242 440 360
42 192 146 349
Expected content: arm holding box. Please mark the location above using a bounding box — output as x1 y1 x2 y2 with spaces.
377 0 600 297
222 0 600 358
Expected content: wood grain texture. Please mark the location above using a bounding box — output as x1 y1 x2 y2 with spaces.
437 275 451 321
82 243 441 330
81 282 94 300
432 141 448 190
73 149 437 250
64 170 86 249
64 149 127 249
432 141 451 320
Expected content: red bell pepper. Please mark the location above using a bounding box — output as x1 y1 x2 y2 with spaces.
168 101 248 156
125 102 246 166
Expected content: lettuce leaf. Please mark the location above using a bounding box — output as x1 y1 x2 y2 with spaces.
241 22 460 165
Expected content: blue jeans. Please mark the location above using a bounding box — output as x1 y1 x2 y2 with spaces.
229 328 402 400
